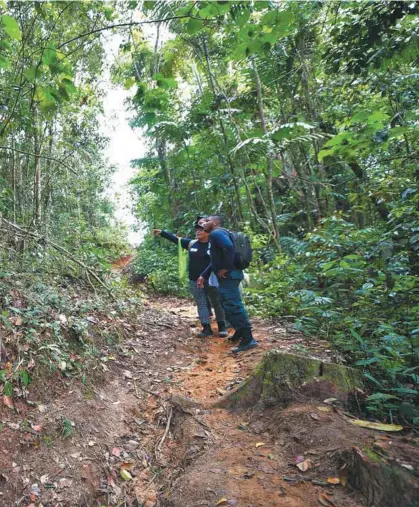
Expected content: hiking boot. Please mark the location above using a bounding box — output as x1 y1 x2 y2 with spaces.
228 329 242 343
232 339 258 354
217 321 228 338
198 324 213 337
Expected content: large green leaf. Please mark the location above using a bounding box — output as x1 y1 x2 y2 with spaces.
24 67 38 83
35 86 58 114
3 380 12 396
1 14 21 40
0 54 9 68
42 45 57 65
367 112 389 124
199 4 219 19
61 77 77 94
186 18 203 35
349 111 370 124
235 9 250 26
230 42 247 61
324 132 351 147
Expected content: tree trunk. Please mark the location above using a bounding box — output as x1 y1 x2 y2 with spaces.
201 37 244 223
340 445 419 507
252 58 281 251
216 349 362 410
156 138 177 218
33 109 42 227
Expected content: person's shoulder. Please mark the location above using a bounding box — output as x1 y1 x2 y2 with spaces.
211 228 229 238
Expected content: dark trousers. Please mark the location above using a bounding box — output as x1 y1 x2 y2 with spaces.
217 278 252 340
189 280 226 325
204 284 226 323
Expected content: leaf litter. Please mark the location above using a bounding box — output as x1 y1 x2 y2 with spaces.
0 292 412 507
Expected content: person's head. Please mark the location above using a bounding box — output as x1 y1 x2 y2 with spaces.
195 220 209 241
203 215 224 233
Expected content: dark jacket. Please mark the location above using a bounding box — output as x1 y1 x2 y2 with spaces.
201 228 243 280
160 230 210 281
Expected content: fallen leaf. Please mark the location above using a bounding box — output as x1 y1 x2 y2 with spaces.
3 395 14 409
318 496 329 507
120 469 133 481
318 492 336 506
401 464 414 471
15 317 23 326
215 499 228 506
311 412 320 421
349 419 403 432
323 398 337 405
58 314 67 324
255 442 265 448
37 404 46 413
295 455 305 464
40 474 49 484
58 360 67 371
112 447 121 457
120 461 136 470
327 477 340 484
268 454 274 460
31 424 43 432
296 459 313 472
123 370 133 379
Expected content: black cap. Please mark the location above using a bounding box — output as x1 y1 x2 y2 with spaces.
194 215 207 227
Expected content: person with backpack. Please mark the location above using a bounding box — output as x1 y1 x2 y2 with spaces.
197 215 258 354
152 219 228 338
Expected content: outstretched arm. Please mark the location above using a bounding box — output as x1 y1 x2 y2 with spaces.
154 229 191 249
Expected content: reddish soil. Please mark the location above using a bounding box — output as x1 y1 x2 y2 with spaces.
1 295 417 507
111 254 134 270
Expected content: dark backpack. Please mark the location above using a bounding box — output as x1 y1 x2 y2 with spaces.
221 229 252 270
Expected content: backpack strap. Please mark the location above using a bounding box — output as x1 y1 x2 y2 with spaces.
217 227 234 243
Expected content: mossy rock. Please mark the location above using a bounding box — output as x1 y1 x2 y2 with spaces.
216 349 362 410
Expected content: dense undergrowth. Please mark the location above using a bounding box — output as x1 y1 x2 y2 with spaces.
0 234 140 405
132 214 419 426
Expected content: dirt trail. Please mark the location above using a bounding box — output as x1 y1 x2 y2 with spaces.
148 297 369 507
1 294 417 506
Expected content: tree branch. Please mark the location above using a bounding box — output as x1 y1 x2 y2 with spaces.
0 217 114 298
0 146 78 175
57 15 200 49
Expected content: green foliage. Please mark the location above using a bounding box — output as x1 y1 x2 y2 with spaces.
131 238 189 297
0 267 143 399
119 0 419 424
244 217 419 423
60 418 74 439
